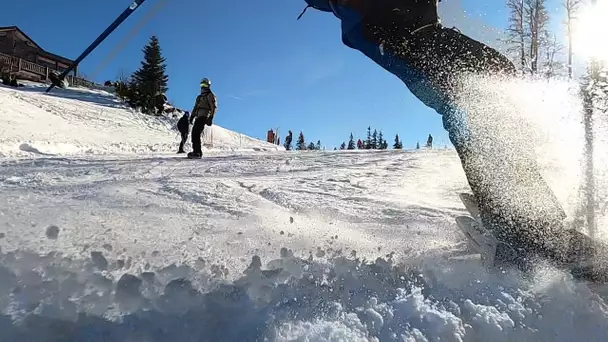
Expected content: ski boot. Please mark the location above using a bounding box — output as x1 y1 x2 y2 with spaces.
187 152 201 159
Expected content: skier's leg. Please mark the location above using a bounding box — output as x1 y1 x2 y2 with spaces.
422 28 608 273
419 28 568 267
191 119 204 156
341 22 571 268
178 131 187 153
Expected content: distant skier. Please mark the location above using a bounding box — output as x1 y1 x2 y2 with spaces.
188 78 217 159
176 111 190 154
299 0 608 281
284 130 293 150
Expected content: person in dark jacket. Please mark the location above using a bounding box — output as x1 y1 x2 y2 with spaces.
176 111 190 154
299 0 608 281
188 78 217 159
284 130 293 150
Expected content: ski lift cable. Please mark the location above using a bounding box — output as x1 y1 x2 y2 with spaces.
90 0 169 80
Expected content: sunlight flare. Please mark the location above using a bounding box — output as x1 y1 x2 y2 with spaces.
572 0 608 62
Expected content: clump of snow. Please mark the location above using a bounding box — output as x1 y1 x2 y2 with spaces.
0 83 282 157
45 225 59 240
0 247 606 341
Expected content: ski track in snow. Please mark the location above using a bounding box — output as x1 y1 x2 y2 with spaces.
0 83 608 341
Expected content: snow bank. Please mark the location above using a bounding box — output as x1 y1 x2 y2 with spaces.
0 247 606 341
0 83 282 158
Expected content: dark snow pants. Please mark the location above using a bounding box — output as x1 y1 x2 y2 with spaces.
191 117 206 156
340 20 608 279
178 130 188 153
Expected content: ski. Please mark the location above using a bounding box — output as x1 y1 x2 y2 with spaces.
455 191 608 286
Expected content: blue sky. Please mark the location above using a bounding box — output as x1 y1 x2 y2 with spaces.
5 0 569 149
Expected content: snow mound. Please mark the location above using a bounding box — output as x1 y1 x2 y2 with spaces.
0 247 607 341
0 83 282 158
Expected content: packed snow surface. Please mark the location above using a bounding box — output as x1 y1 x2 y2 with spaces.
1 83 608 341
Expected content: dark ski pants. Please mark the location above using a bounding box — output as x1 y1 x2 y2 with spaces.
191 117 206 156
419 28 608 278
178 130 188 153
344 22 608 279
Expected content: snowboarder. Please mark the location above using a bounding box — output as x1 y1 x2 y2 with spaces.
188 78 217 159
177 111 190 154
299 0 608 281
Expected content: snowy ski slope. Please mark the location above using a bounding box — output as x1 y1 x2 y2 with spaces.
0 82 607 341
0 82 282 157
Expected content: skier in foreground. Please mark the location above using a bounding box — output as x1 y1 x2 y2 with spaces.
300 0 608 281
188 78 217 159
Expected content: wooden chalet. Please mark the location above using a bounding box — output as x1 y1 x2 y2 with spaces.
0 25 78 82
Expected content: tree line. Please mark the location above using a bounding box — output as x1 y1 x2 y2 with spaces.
503 0 606 83
282 127 437 151
503 0 607 141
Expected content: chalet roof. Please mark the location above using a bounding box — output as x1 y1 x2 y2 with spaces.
0 26 75 65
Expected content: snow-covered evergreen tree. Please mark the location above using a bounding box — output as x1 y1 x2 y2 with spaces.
347 133 356 150
296 132 306 150
132 36 169 114
393 134 403 149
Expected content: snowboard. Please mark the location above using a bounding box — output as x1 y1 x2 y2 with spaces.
455 191 608 285
186 153 202 159
455 215 497 267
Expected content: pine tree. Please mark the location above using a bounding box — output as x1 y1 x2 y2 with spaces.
307 142 316 150
380 139 388 149
416 142 420 149
393 134 403 149
377 131 384 149
316 140 321 150
340 142 346 150
132 36 169 114
347 133 356 150
365 126 372 149
296 132 306 150
371 130 378 149
127 78 142 109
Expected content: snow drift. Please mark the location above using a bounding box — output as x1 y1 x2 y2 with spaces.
0 82 282 157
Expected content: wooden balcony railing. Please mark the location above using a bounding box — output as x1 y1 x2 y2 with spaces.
0 52 100 90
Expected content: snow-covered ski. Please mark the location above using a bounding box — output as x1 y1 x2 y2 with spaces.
456 191 608 285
